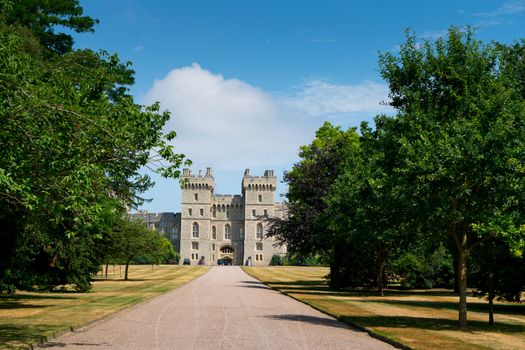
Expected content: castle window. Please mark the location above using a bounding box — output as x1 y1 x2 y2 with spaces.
264 209 268 216
213 210 216 218
192 241 199 250
256 242 263 251
200 208 204 216
212 243 215 251
194 193 198 201
188 208 192 216
258 194 262 202
212 226 217 240
256 223 263 239
252 209 256 217
192 222 199 238
225 224 231 240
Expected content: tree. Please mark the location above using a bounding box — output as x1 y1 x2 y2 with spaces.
0 0 98 55
0 1 188 291
265 122 360 288
470 239 525 325
107 219 169 280
378 28 525 327
327 118 417 295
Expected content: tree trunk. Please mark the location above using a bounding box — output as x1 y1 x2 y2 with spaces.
124 262 130 281
376 247 386 297
455 226 469 329
452 246 460 293
330 244 344 289
488 272 495 326
105 264 108 279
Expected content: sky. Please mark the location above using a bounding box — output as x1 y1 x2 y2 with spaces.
73 0 525 213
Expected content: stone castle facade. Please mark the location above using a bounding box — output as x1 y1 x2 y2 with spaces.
132 167 287 266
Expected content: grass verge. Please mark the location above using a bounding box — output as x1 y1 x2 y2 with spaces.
243 266 525 350
0 265 209 350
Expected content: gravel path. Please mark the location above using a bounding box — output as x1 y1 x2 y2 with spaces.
41 266 395 349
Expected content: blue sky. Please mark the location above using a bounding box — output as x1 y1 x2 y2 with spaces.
73 0 525 212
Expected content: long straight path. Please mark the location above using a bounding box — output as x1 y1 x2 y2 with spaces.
42 266 394 349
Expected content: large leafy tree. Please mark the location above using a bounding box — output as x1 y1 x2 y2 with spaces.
265 122 361 288
327 118 417 295
378 28 525 327
0 1 187 291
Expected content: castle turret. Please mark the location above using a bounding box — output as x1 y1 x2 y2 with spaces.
179 168 214 265
242 169 277 266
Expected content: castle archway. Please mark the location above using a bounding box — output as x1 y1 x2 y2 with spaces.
218 245 234 265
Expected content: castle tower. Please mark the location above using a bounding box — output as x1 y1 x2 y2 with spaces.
242 169 278 266
179 167 214 265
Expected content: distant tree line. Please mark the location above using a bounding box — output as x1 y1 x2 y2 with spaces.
0 1 188 292
265 28 525 328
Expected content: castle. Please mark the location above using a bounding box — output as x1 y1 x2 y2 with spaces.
132 167 287 266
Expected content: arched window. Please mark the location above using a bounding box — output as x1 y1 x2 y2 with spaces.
192 222 199 238
225 224 231 240
256 223 263 239
212 226 217 240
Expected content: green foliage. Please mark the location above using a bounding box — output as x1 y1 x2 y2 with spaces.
265 122 360 287
0 3 187 292
0 0 98 55
106 218 176 279
391 244 454 289
378 27 525 326
280 253 328 266
270 254 283 266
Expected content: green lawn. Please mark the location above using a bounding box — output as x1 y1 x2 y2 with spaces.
0 265 209 350
243 266 525 350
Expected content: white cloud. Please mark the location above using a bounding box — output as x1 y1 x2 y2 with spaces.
284 79 391 117
474 0 525 17
142 64 390 171
472 0 525 27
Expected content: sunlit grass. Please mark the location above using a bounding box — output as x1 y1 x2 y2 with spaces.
0 265 209 350
243 266 525 350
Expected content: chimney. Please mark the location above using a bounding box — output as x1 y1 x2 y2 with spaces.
206 167 212 176
244 168 250 176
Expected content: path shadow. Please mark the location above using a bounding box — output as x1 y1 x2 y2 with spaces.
239 284 271 290
265 314 357 331
41 341 108 348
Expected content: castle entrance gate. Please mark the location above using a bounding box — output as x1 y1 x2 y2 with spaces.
218 245 234 265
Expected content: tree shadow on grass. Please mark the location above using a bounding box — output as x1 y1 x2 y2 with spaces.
339 315 525 333
358 298 525 315
0 293 75 310
0 302 49 310
0 324 59 349
0 294 74 301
